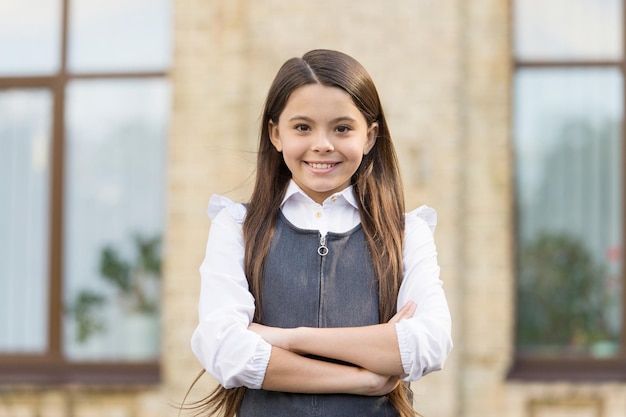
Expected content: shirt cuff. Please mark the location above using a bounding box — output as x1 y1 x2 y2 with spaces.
247 338 272 389
191 322 273 389
395 321 413 380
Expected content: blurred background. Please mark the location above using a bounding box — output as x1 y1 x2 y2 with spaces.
0 0 624 416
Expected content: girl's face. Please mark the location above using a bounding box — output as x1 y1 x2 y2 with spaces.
269 84 378 204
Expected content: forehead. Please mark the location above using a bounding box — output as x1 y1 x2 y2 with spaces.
280 84 365 121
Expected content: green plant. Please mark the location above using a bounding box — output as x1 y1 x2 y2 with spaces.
66 290 106 343
516 232 614 352
68 233 162 343
100 233 162 314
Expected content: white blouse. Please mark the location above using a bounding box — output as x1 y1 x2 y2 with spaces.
191 181 453 389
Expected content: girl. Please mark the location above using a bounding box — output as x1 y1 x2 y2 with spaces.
190 49 452 417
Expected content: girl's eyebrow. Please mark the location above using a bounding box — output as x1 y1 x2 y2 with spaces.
288 115 314 123
288 115 357 123
331 116 357 124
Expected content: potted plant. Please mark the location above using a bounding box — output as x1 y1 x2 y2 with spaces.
67 233 162 358
516 232 617 357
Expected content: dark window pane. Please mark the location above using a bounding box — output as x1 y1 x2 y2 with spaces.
0 0 62 75
0 89 53 353
68 0 171 73
514 68 623 358
63 79 169 361
514 0 622 61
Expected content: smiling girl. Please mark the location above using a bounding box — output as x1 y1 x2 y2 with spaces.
190 49 453 417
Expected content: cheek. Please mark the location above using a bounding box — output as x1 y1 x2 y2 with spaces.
278 145 300 169
280 141 305 157
348 145 367 163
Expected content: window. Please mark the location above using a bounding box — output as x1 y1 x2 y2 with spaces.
0 0 170 383
511 0 625 379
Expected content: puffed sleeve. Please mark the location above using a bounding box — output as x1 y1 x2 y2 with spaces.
395 205 453 381
190 195 272 389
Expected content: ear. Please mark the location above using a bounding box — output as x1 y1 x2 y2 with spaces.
364 122 378 155
268 120 283 152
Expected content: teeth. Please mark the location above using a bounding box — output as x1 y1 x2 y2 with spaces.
309 162 335 169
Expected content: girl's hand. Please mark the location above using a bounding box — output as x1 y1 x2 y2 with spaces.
388 301 417 325
249 323 291 350
358 368 401 396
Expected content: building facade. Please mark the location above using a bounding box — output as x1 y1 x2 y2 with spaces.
1 1 625 416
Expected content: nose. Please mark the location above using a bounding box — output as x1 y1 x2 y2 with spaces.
312 132 334 153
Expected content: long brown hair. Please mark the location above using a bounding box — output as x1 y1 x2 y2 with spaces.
189 49 414 417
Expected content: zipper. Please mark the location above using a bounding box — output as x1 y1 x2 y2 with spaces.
317 233 328 256
317 233 327 328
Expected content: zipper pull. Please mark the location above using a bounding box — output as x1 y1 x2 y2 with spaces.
318 234 328 256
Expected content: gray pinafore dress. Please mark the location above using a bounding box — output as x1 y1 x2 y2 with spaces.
238 212 401 417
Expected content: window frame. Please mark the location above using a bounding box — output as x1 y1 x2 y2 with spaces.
508 0 626 381
0 0 166 385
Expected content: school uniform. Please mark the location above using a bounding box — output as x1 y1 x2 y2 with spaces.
191 180 452 416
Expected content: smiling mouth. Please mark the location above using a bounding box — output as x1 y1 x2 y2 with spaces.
307 162 337 169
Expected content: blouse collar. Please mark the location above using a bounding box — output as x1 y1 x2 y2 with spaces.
281 180 359 210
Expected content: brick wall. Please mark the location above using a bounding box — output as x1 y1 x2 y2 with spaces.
4 1 626 416
165 1 469 416
165 1 626 416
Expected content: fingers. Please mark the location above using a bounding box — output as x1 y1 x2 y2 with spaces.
388 301 417 324
373 375 401 396
248 323 291 350
383 375 400 392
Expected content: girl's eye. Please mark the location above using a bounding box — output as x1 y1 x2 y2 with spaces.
336 125 351 134
295 124 310 132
